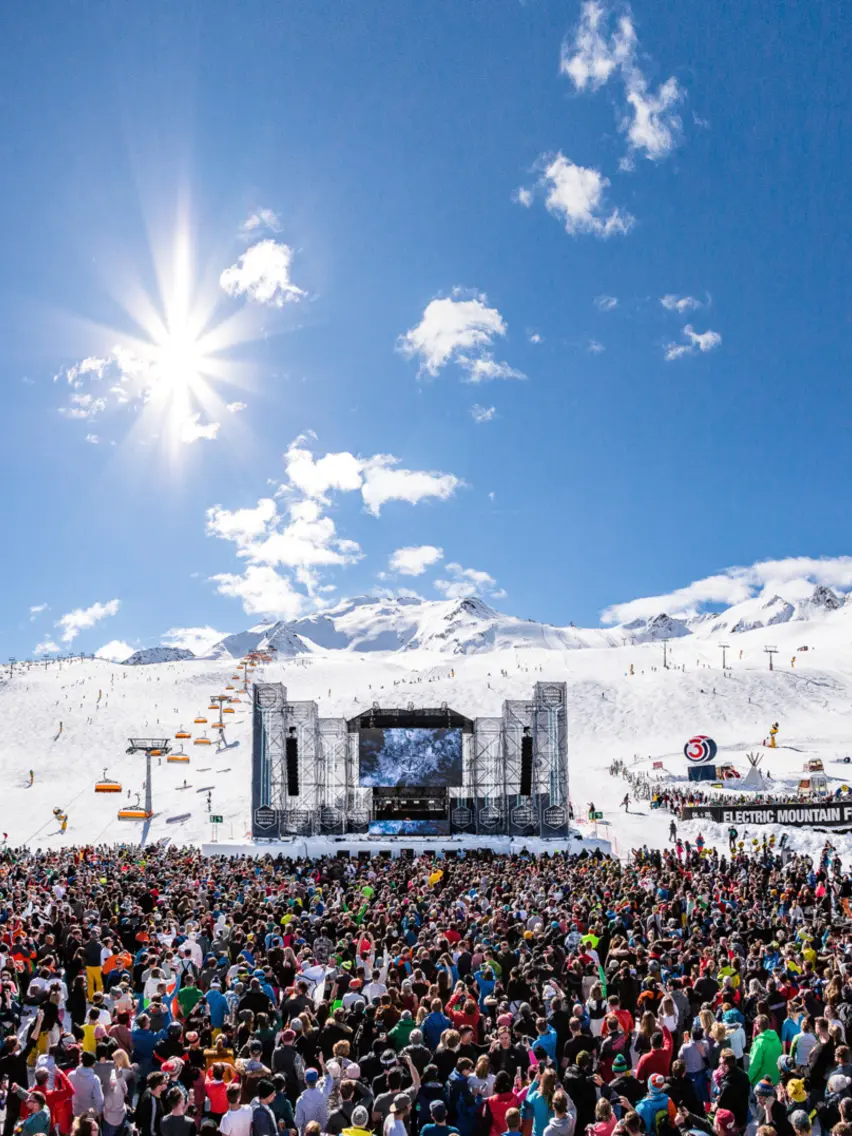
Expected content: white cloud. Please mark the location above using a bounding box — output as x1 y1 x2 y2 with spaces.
180 413 220 444
283 436 461 517
602 555 852 625
285 437 365 501
663 343 693 361
588 339 605 354
661 293 702 313
162 626 228 655
664 324 722 361
560 1 636 91
246 514 362 572
34 640 60 655
59 392 107 420
516 187 534 208
56 598 120 645
220 240 305 307
529 332 543 344
595 295 618 311
530 154 634 237
561 2 684 166
206 498 278 547
241 208 283 234
96 640 133 662
471 404 496 424
226 401 247 414
210 565 307 618
207 435 462 617
397 291 515 378
85 433 99 444
361 463 461 517
621 76 683 166
29 603 48 621
389 545 444 577
434 562 501 601
459 356 526 383
684 325 721 352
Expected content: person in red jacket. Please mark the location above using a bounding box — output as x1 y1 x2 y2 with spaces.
446 988 480 1034
635 1025 673 1086
33 1066 74 1136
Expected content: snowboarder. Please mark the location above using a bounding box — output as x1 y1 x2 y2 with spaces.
728 825 738 853
622 794 630 812
28 770 34 787
669 820 677 842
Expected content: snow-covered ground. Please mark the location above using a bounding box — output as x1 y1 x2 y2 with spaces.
4 593 852 858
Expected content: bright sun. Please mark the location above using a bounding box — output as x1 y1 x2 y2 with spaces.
80 215 263 458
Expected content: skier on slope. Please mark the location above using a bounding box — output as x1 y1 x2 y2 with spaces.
622 793 630 812
28 770 34 787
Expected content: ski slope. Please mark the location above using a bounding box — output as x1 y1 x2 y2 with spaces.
3 602 852 856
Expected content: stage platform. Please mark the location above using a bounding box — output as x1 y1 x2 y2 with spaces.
201 831 612 859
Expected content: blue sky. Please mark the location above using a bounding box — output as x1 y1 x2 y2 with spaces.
2 1 851 660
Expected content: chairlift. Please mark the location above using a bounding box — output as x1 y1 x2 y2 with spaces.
194 716 208 725
168 753 190 763
95 768 122 794
225 684 234 691
118 792 150 820
223 706 235 714
194 735 212 746
175 728 191 739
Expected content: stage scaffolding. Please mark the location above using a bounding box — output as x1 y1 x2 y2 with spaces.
251 681 569 839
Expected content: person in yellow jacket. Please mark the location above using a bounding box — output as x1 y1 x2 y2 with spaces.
81 1007 102 1053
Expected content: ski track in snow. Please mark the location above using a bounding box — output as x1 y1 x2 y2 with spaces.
4 606 852 859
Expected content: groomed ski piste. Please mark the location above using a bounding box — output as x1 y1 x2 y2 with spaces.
4 590 852 859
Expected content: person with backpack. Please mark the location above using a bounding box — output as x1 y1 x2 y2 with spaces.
634 1074 676 1136
446 1058 479 1136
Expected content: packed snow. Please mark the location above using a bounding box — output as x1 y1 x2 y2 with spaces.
4 588 852 857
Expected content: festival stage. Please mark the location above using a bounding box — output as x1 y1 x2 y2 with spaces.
201 831 612 859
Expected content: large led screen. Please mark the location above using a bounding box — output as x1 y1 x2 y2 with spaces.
368 819 450 836
359 726 463 787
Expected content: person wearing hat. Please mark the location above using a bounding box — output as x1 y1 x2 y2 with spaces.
341 1104 375 1136
389 1010 417 1053
419 1099 459 1136
816 1072 852 1133
788 1110 811 1136
711 1108 737 1136
383 1093 414 1136
609 1053 643 1109
272 1029 306 1103
248 1078 279 1136
294 1060 334 1135
635 1073 676 1136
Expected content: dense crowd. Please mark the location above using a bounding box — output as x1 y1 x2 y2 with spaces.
2 841 852 1136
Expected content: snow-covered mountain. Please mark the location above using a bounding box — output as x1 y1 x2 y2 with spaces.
124 647 195 665
204 596 625 658
196 586 851 658
120 585 852 664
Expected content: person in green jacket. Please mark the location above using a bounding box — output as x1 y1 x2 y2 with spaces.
748 1016 783 1086
389 1010 418 1051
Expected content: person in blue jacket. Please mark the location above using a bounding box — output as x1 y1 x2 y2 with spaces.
204 980 229 1033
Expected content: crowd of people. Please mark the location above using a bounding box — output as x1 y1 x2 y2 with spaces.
2 840 852 1136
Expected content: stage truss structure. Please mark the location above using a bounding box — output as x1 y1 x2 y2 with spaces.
251 681 568 839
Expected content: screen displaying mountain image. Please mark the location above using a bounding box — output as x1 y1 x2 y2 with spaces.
358 727 463 787
368 819 450 836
